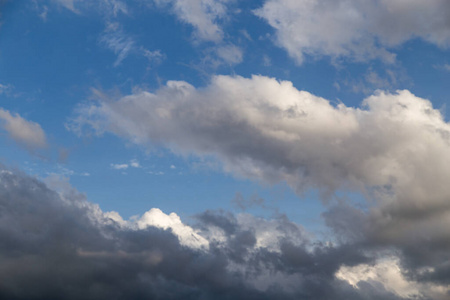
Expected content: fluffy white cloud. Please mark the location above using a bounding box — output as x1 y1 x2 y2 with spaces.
70 75 450 202
255 0 450 64
0 108 47 151
336 258 449 300
135 208 209 249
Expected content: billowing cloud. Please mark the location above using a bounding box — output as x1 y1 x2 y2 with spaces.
69 75 450 199
69 75 450 290
0 165 438 299
255 0 450 64
0 108 47 151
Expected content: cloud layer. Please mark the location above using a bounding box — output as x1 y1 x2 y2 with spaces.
1 165 442 299
255 0 450 64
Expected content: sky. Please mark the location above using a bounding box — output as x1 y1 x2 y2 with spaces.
1 0 450 299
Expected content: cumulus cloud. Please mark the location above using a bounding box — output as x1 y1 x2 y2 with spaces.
0 108 47 151
0 164 436 299
255 0 450 64
69 75 450 289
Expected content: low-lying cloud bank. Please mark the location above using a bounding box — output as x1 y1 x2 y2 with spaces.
1 165 446 299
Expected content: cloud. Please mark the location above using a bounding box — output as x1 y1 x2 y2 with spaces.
255 0 450 64
99 22 165 68
99 22 136 67
69 75 450 289
51 0 128 16
110 163 129 170
0 164 437 299
336 257 448 300
215 44 244 65
69 75 450 199
0 108 47 151
153 0 231 43
0 83 13 95
110 159 141 170
129 159 141 168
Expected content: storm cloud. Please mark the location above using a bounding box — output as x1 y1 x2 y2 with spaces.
0 165 433 299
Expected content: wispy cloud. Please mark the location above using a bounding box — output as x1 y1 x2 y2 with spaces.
0 108 47 151
99 22 136 67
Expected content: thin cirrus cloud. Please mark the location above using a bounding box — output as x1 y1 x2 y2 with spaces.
1 164 444 300
0 108 47 151
99 22 165 67
68 75 450 294
52 0 128 16
255 0 450 64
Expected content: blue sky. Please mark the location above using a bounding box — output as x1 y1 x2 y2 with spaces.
1 1 450 299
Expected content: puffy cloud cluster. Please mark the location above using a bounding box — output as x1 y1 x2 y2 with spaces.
255 0 450 64
0 165 438 299
69 75 450 295
0 108 47 151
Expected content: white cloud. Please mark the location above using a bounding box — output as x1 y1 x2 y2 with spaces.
111 159 141 170
99 23 165 68
255 0 450 64
336 258 448 300
216 44 244 65
141 48 165 65
53 0 78 12
136 208 209 249
0 83 14 96
110 163 129 170
0 108 47 151
100 22 136 67
129 159 141 168
51 0 128 16
153 0 231 42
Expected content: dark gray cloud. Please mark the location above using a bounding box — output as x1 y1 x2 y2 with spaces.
0 165 423 299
